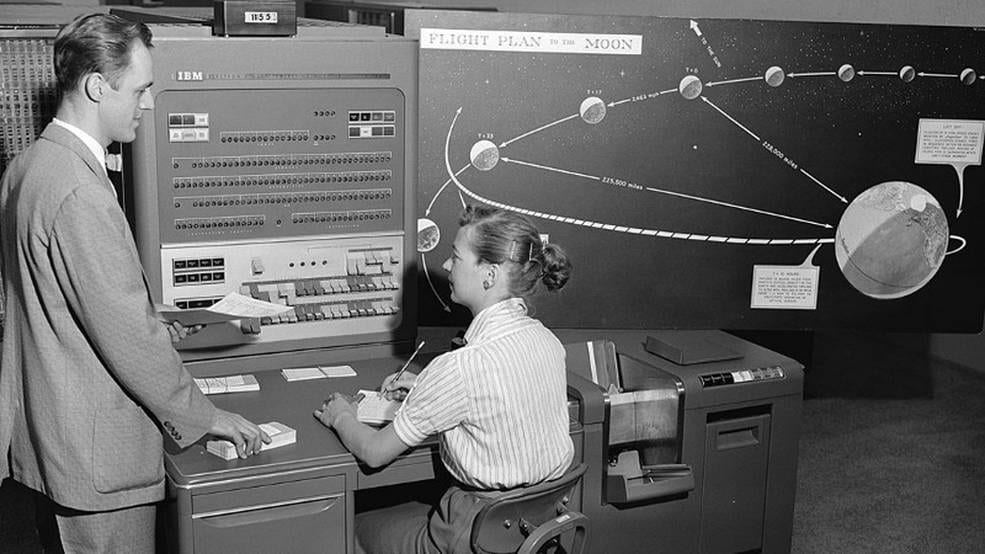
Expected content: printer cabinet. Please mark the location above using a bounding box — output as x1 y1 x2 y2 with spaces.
700 411 772 553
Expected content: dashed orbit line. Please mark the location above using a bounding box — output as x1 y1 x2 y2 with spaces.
452 174 834 246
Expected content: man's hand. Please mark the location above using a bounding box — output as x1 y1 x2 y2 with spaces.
163 321 205 343
314 392 359 428
381 371 418 401
153 303 205 343
209 409 271 458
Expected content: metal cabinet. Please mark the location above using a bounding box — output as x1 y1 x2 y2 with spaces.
189 474 347 554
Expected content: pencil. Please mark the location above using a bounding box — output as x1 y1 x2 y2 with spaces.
383 340 426 398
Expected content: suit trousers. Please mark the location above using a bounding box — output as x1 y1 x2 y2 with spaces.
34 490 155 554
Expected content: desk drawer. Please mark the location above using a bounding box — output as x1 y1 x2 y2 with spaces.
193 493 345 554
192 474 347 554
193 474 345 515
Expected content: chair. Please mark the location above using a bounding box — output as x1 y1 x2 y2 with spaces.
470 463 590 554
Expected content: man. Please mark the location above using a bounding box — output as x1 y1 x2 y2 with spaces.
0 13 269 552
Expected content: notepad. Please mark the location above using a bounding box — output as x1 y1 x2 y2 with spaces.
356 390 401 425
281 365 357 381
194 374 260 395
206 422 297 460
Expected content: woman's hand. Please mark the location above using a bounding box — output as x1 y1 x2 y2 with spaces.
314 392 359 428
381 371 418 401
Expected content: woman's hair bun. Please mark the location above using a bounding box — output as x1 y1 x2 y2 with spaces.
539 243 571 292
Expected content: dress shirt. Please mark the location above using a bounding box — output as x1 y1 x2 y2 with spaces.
393 298 574 489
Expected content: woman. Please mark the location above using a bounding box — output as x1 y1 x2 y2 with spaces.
314 204 574 553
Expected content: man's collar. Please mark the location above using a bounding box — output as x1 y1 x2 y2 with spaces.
51 118 107 174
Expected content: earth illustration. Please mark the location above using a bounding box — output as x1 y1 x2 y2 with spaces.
835 181 949 299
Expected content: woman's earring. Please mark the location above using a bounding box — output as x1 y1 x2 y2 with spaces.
482 280 492 290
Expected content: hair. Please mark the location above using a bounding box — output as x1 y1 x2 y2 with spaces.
459 204 572 299
53 13 153 100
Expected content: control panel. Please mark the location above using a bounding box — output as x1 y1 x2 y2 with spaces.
128 23 417 361
698 365 785 387
160 236 404 344
156 88 404 245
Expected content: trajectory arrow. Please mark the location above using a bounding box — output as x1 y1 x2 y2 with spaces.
501 156 832 228
501 158 601 181
426 163 470 216
689 19 702 37
701 96 847 203
643 185 833 228
499 114 579 148
421 253 450 312
786 71 837 78
705 76 763 87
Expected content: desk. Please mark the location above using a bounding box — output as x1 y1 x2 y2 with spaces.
163 353 587 553
164 356 428 553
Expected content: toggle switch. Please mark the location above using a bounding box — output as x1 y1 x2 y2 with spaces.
251 257 265 276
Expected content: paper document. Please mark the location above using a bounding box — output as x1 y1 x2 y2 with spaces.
356 390 401 425
282 365 357 381
206 422 297 460
194 374 260 395
157 292 293 326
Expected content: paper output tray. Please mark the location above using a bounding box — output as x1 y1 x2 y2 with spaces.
606 464 695 505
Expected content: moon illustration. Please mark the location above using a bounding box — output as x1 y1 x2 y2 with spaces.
417 218 440 253
898 65 916 82
838 64 856 82
765 66 785 87
469 140 500 171
960 68 977 85
679 75 702 100
579 96 607 124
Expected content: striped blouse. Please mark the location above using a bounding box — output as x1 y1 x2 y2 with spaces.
392 298 574 489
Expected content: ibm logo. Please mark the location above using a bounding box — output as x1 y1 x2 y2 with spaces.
176 71 204 81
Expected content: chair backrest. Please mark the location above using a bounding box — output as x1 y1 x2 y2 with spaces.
470 463 590 554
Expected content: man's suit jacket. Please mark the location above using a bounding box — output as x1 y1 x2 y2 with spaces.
0 123 216 511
